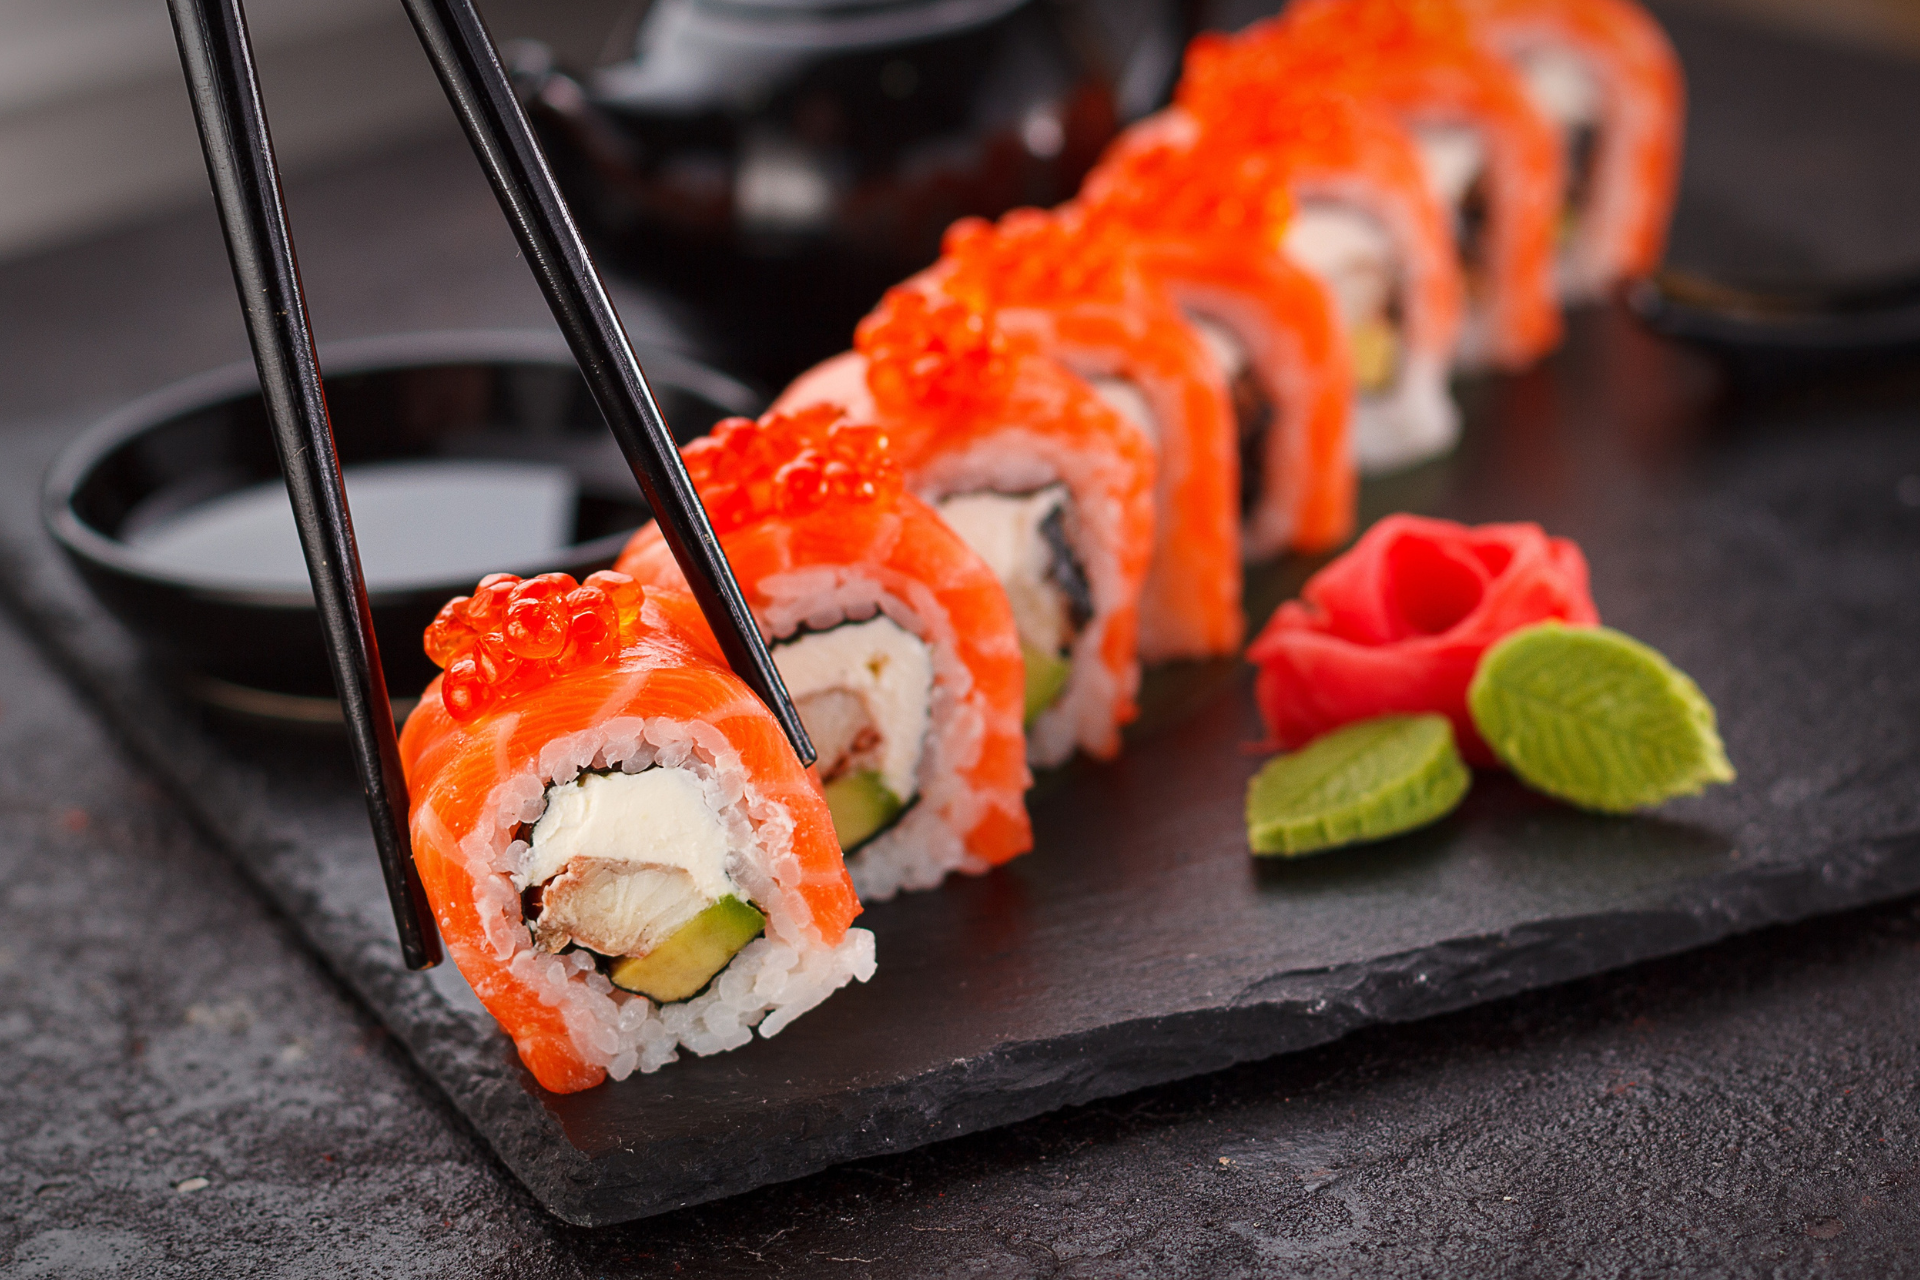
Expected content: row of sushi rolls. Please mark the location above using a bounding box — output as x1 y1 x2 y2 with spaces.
403 0 1731 1093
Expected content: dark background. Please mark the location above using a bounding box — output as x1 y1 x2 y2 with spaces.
3 4 1920 1276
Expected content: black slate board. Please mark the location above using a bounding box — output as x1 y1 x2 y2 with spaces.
3 305 1918 1225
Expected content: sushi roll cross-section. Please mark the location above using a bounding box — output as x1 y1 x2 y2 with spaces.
775 292 1156 768
1210 0 1566 371
618 405 1033 901
899 206 1245 662
1462 0 1684 299
1075 118 1357 557
400 572 873 1093
1142 88 1465 473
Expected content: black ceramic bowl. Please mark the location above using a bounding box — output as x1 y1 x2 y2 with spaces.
44 331 758 722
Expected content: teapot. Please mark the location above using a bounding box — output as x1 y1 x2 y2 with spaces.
511 0 1183 385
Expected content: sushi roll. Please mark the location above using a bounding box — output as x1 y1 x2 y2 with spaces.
1138 91 1466 472
1195 0 1565 371
774 292 1157 768
1462 0 1684 300
400 571 873 1093
898 207 1244 662
1075 119 1357 556
615 405 1033 902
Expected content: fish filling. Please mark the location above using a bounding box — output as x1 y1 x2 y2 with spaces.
1187 312 1272 517
936 484 1093 725
1515 45 1604 243
773 615 934 851
516 766 766 1004
1414 124 1493 297
1284 202 1405 396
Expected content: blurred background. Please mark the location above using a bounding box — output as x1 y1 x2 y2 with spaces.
0 0 1913 263
2 0 1916 391
0 0 629 258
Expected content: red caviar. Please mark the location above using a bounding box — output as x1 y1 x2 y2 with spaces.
937 207 1139 310
1177 43 1396 160
423 570 647 722
1079 126 1294 244
1183 0 1480 115
856 289 1032 418
683 404 901 536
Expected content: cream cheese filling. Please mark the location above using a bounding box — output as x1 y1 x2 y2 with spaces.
521 767 738 958
936 485 1081 657
1284 202 1404 394
1517 45 1602 131
1414 123 1489 216
773 615 933 801
1087 375 1159 445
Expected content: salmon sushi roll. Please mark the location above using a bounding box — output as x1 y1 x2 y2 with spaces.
774 293 1157 768
897 207 1243 662
1131 95 1466 472
1462 0 1684 300
1075 122 1356 557
1195 0 1565 370
400 573 872 1094
616 406 1033 902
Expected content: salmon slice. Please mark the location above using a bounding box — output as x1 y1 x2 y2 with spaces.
401 581 860 1094
1100 101 1465 474
1075 120 1358 557
1189 0 1564 370
616 406 1033 894
774 294 1156 767
887 207 1245 662
1463 0 1684 299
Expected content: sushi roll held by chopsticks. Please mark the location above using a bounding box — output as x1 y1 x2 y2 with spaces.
617 405 1034 902
400 572 873 1093
776 293 1157 768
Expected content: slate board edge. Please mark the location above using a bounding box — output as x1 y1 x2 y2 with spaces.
554 832 1920 1224
5 524 1920 1224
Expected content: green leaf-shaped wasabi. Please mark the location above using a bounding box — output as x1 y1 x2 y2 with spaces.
1468 623 1734 813
1246 714 1470 856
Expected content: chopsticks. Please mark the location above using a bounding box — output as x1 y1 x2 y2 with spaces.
165 0 442 970
396 0 818 770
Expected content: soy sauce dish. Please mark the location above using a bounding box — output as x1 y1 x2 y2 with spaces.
44 332 757 723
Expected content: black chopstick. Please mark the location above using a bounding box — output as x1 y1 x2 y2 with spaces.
396 0 818 770
166 0 442 971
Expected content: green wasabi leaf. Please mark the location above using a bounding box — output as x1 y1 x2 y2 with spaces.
1468 623 1735 813
1246 714 1470 857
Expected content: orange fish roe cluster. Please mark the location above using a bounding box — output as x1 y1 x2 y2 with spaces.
856 287 1032 417
683 404 902 535
1178 38 1381 148
938 207 1137 309
1082 129 1294 243
424 570 648 722
1183 0 1476 114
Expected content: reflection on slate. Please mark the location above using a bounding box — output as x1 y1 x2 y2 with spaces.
3 305 1919 1224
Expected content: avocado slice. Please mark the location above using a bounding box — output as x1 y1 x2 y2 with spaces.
1022 641 1072 726
608 896 765 1003
1350 317 1400 393
824 768 905 851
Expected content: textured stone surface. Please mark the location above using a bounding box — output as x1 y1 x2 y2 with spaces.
14 280 1920 1222
0 588 1916 1269
2 1 1919 1266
